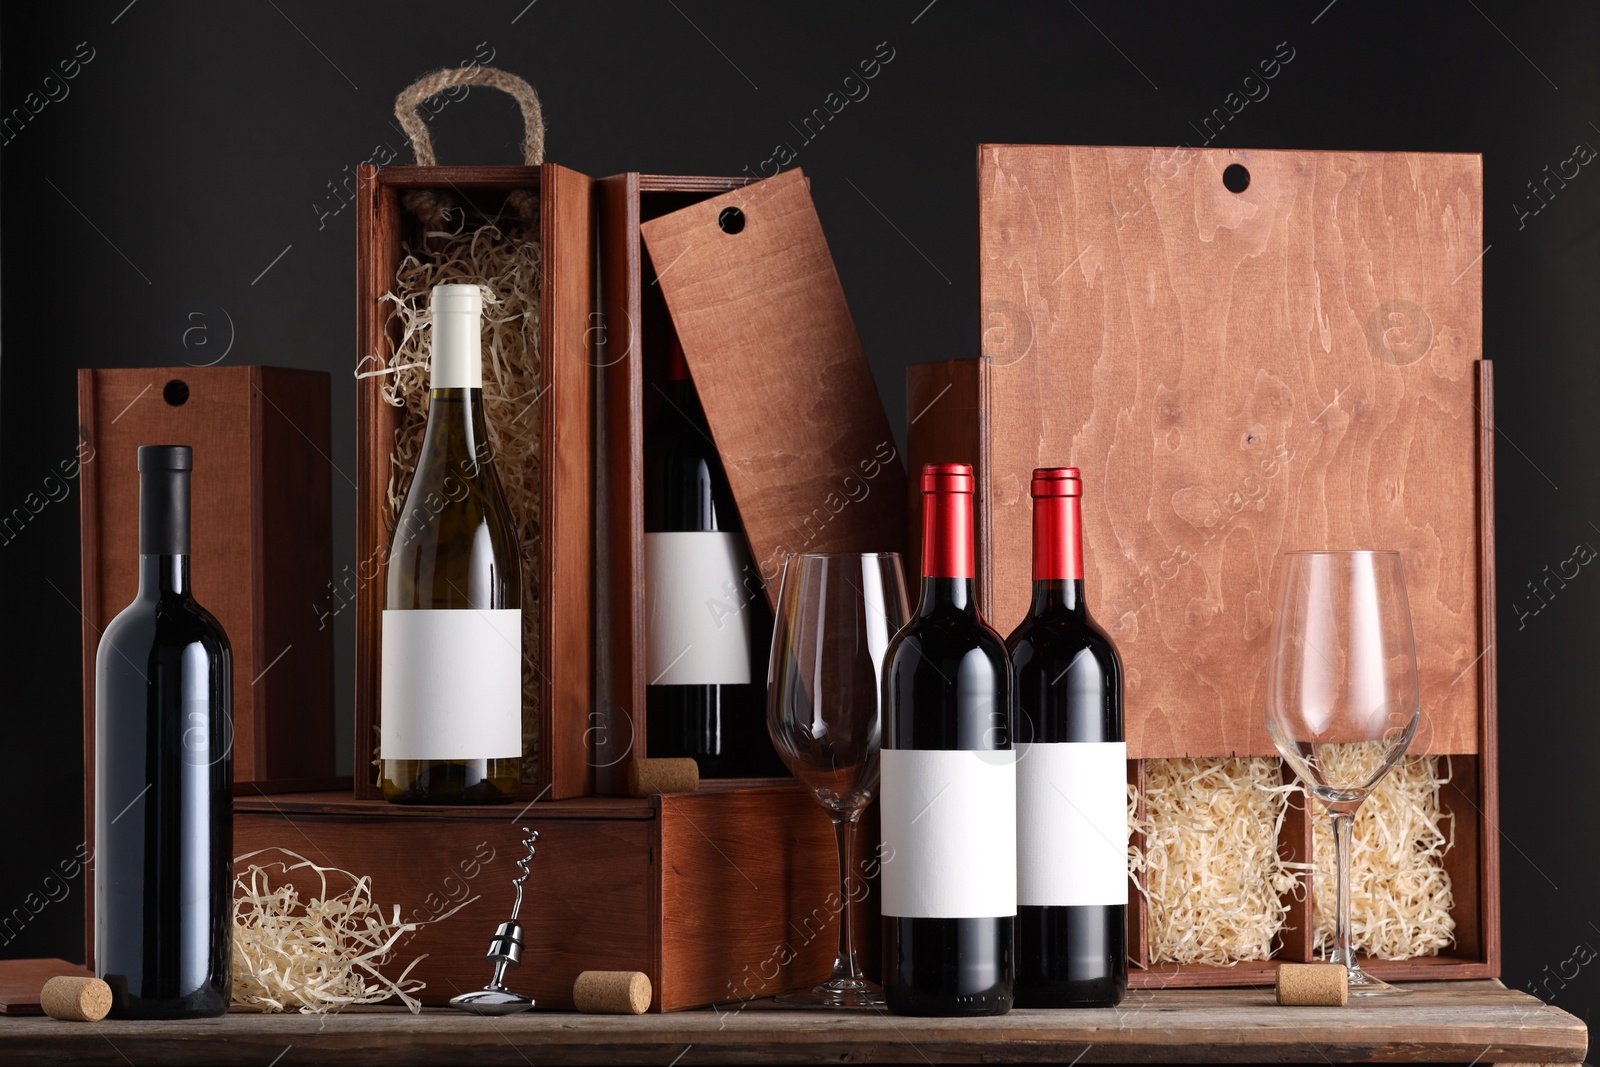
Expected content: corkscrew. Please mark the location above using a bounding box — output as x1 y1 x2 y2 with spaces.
449 827 539 1015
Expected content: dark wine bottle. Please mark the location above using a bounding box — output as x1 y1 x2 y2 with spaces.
381 284 523 804
1008 467 1127 1008
94 444 233 1019
880 462 1015 1017
643 333 780 778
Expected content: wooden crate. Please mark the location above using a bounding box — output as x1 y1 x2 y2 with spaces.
233 781 840 1011
908 144 1496 985
353 164 593 800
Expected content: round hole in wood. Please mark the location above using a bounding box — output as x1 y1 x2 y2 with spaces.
718 207 746 235
163 379 190 406
1223 164 1251 193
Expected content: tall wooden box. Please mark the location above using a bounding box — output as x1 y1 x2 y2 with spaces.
910 145 1496 986
77 365 336 789
78 364 337 968
354 163 594 800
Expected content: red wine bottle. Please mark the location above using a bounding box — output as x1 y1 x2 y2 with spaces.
94 445 233 1018
881 462 1015 1016
643 334 780 777
1007 467 1127 1007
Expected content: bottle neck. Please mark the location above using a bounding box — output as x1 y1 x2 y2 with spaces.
423 388 494 471
1031 492 1086 617
138 553 191 598
138 465 190 600
918 488 977 616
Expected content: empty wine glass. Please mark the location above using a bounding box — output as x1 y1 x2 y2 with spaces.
767 552 909 1008
1266 550 1420 997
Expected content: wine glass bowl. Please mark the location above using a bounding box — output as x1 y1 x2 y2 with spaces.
767 552 909 1008
1265 550 1420 995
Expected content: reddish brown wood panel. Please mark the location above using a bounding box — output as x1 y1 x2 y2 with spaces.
639 169 907 607
233 807 654 1010
353 164 404 799
1275 763 1315 964
978 145 1484 759
656 784 837 1011
905 358 991 614
595 172 645 792
539 163 597 799
1473 360 1502 977
254 367 336 781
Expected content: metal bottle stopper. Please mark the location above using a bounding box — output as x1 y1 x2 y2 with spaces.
449 827 538 1015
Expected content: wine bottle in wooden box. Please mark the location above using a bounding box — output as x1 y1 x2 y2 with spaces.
380 284 523 804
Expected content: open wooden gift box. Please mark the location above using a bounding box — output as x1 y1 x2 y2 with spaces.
228 166 896 1009
908 145 1497 986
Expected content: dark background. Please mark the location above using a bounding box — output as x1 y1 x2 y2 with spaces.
3 0 1597 1038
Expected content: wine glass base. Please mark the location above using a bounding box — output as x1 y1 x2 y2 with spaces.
776 978 885 1009
1346 969 1412 997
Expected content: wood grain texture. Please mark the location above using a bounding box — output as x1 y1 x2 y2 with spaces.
978 145 1485 759
233 783 839 1013
656 786 835 1010
640 169 907 607
353 164 596 801
0 982 1582 1065
539 162 597 799
904 359 989 603
234 804 654 1011
594 172 643 793
0 959 94 1015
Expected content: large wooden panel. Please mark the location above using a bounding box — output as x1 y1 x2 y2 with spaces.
640 169 907 606
978 145 1484 758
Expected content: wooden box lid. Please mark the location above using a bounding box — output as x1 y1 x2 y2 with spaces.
639 169 906 600
976 145 1487 759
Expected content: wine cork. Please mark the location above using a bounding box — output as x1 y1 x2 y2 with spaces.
573 970 652 1014
40 976 113 1022
1275 963 1349 1006
627 758 699 797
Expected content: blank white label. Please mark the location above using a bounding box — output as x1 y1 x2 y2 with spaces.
381 608 521 759
1017 741 1128 906
645 531 752 685
879 748 1017 918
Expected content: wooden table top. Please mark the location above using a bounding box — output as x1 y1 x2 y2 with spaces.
0 980 1584 1065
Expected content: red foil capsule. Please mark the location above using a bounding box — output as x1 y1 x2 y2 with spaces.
920 462 975 579
1031 466 1083 581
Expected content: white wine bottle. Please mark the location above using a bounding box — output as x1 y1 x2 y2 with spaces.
380 283 523 803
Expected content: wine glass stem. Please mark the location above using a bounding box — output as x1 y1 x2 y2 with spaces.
831 812 863 982
1332 810 1357 973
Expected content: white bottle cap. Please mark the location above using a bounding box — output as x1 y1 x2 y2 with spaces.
430 284 483 389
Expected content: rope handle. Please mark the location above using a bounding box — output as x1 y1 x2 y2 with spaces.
394 65 545 167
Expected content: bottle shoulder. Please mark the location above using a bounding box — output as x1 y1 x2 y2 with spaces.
888 607 1012 671
1008 610 1121 668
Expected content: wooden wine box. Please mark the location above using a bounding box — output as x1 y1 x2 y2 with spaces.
909 145 1497 987
354 163 594 801
232 781 841 1011
76 366 337 793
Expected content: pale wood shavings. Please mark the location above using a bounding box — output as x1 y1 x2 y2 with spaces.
368 207 543 780
1311 753 1456 959
1129 757 1309 965
231 848 475 1014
